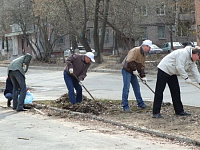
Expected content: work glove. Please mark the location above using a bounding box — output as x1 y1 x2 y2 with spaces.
185 78 192 84
141 77 147 84
133 70 139 76
69 68 73 74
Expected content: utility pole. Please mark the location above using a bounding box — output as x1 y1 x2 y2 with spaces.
195 0 200 45
174 0 178 38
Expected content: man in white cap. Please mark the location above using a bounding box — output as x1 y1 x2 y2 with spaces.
64 51 95 104
121 40 152 112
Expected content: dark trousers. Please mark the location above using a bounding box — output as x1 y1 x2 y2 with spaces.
63 70 82 104
153 69 184 114
9 70 26 110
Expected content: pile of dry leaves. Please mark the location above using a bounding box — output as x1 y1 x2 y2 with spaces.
42 93 122 116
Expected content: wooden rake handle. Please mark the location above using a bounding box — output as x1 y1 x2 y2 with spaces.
137 75 155 94
190 82 200 90
72 73 96 101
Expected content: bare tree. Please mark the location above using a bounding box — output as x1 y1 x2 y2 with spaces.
108 0 143 51
61 0 111 63
61 0 92 51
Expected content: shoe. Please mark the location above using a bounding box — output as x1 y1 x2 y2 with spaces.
123 108 132 113
176 111 191 116
138 104 149 109
7 100 11 107
23 105 32 109
152 113 163 118
16 108 28 112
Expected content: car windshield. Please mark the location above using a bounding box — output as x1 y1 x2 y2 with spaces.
172 42 182 46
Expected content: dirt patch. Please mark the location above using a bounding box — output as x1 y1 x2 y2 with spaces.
33 93 200 144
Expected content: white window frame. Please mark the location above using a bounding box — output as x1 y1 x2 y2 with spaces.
142 27 148 39
141 5 147 16
86 29 91 43
105 29 109 43
156 4 165 16
158 26 166 39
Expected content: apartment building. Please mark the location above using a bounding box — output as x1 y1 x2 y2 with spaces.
138 0 196 47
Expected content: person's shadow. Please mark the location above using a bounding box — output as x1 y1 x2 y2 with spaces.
0 107 18 120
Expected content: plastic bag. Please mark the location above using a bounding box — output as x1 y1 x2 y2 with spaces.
24 91 34 104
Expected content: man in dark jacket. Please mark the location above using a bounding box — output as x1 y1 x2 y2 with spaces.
8 53 32 111
122 40 152 112
64 52 95 104
4 77 13 107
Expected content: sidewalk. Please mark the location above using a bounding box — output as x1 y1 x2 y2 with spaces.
0 107 197 150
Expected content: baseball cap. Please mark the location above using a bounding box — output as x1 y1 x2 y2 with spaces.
85 52 95 62
142 40 153 48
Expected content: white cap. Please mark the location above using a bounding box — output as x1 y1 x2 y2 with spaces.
85 52 95 62
142 40 153 48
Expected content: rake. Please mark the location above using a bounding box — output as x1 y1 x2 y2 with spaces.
72 73 96 101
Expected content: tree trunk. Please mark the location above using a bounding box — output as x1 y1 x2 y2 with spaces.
99 0 109 53
93 0 101 63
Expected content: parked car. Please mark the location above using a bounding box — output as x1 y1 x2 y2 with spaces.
77 46 97 56
64 48 71 57
148 44 163 54
161 42 184 53
182 41 196 47
64 46 97 57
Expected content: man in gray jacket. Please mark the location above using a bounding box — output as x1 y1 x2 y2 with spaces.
8 53 32 111
153 46 200 118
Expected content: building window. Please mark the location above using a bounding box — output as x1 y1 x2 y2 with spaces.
86 29 91 43
141 5 147 16
178 23 189 37
158 26 165 38
156 4 165 15
98 29 102 36
142 27 148 39
105 29 109 43
58 37 64 44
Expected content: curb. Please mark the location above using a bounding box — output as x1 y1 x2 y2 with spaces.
34 103 200 146
88 69 121 74
0 64 122 74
